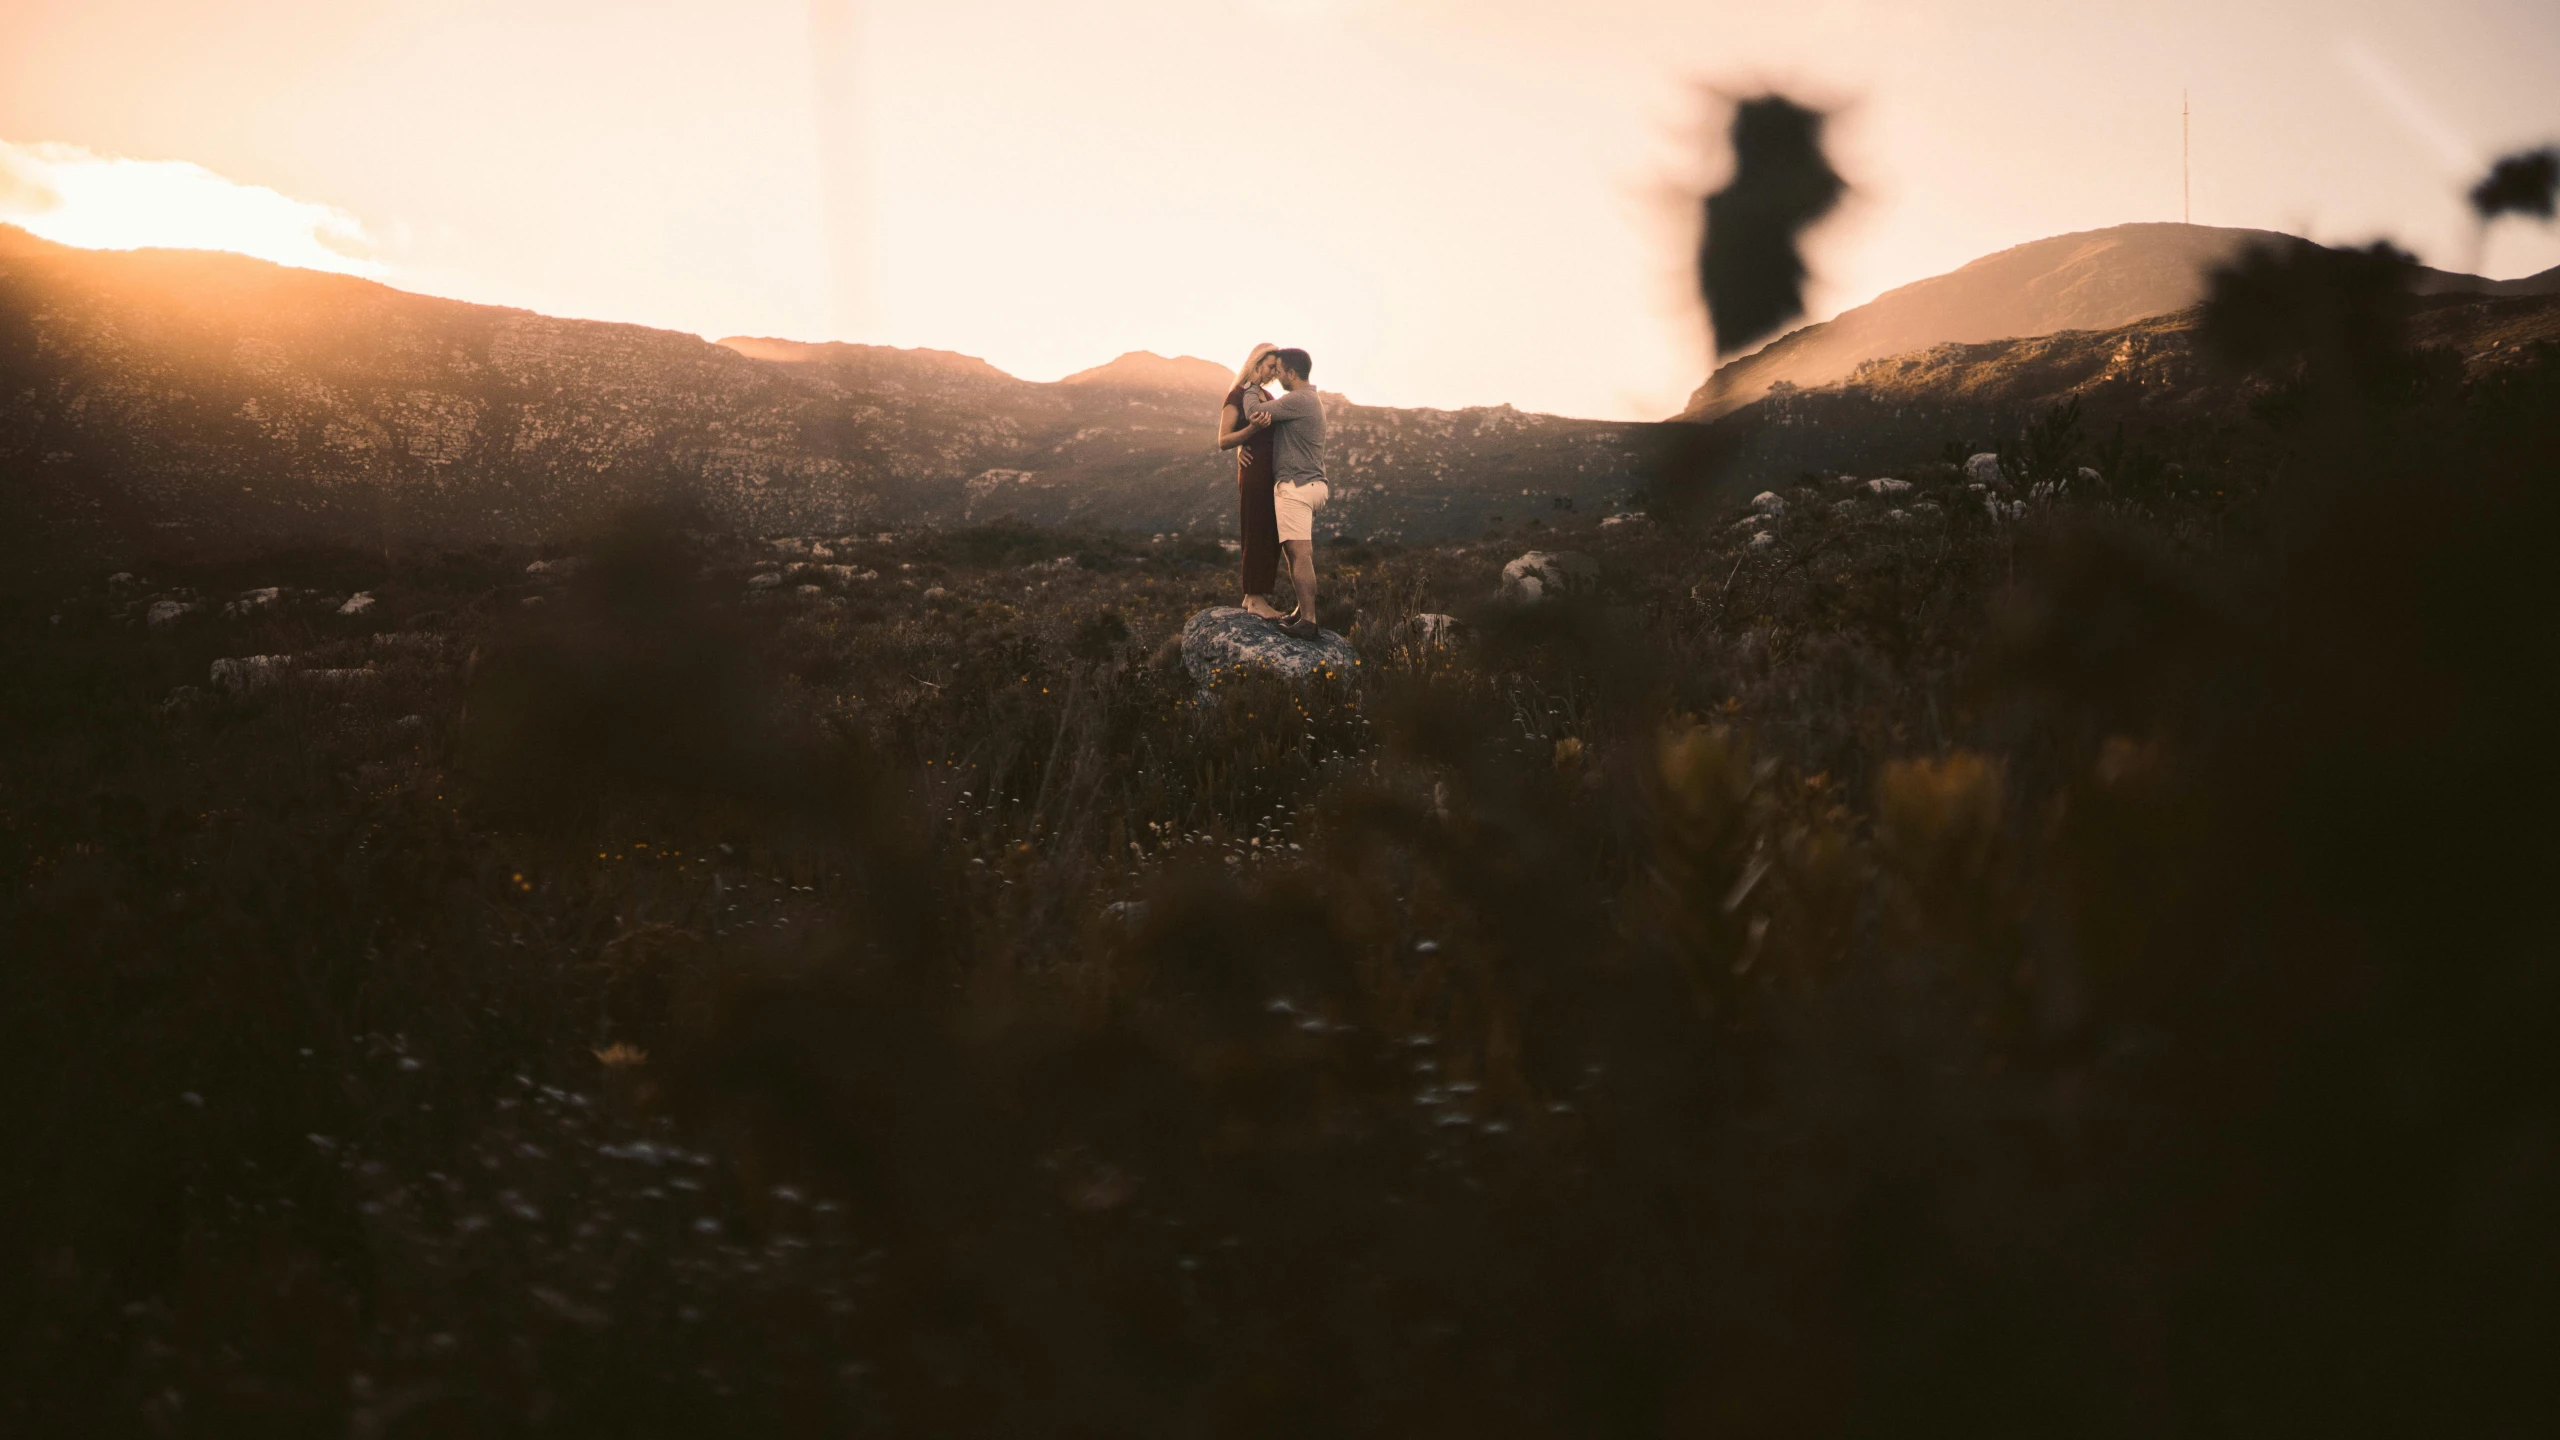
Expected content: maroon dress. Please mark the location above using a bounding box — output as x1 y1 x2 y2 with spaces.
1229 383 1280 595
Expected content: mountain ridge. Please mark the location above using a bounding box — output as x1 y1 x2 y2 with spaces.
0 226 1653 563
1681 222 2560 421
1056 351 1233 394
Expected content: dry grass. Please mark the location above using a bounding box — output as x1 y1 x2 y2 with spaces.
3 343 2556 1434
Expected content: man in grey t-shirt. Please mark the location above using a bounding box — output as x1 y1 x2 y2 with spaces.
1243 347 1328 639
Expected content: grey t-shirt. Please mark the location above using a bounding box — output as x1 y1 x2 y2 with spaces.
1248 385 1327 487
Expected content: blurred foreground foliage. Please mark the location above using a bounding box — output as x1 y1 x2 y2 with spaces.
5 279 2560 1435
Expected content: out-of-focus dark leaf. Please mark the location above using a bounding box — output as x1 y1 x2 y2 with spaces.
2198 239 2416 383
2470 147 2559 222
1699 95 1844 358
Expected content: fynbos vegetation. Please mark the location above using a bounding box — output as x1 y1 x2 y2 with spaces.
5 112 2557 1438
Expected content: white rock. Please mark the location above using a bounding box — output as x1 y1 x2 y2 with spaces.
236 586 281 612
1886 508 1911 522
1750 491 1786 515
1964 453 2007 489
2076 466 2104 487
146 600 197 629
337 592 375 616
1729 516 1766 534
1748 531 1777 552
921 586 949 600
1865 477 1913 496
746 572 784 590
211 655 292 696
1180 607 1360 688
800 564 877 585
1397 613 1463 648
1499 550 1598 605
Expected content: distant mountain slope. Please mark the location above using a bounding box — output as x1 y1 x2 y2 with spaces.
1056 351 1232 394
1680 223 2560 421
0 228 1655 563
1670 288 2560 494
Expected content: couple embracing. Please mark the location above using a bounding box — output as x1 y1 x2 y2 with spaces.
1218 343 1328 641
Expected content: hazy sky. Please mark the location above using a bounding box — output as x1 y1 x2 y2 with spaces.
3 0 2556 418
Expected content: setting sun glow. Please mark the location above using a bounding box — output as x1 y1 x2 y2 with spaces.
0 140 385 279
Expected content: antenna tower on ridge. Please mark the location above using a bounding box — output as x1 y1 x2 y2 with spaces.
2182 89 2191 224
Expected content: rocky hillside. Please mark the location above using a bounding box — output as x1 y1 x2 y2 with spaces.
1666 287 2560 493
1681 222 2560 420
0 227 1655 565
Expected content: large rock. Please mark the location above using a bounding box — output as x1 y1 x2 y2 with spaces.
224 586 282 617
1965 452 2008 489
1499 550 1598 604
1179 607 1359 687
1393 613 1464 649
210 654 292 696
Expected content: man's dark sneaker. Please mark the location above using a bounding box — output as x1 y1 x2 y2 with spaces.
1280 616 1321 641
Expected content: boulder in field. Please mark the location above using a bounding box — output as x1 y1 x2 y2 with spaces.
1180 607 1359 688
211 655 292 696
1965 452 2008 489
1499 550 1598 604
146 599 197 628
1394 613 1463 649
337 592 376 616
1750 490 1787 516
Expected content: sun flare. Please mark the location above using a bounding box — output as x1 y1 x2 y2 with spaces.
0 140 387 278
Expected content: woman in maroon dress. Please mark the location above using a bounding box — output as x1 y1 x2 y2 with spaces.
1217 342 1286 619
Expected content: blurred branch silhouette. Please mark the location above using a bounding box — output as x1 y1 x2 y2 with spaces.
1699 95 1844 359
1649 92 1845 529
2470 146 2558 223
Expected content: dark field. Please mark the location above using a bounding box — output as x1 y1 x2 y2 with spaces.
6 342 2559 1435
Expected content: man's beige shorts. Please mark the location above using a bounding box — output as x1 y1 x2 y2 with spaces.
1274 479 1329 544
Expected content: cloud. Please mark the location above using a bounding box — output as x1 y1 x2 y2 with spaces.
0 140 389 278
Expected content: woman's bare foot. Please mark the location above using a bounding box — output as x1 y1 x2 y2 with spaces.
1242 599 1287 619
